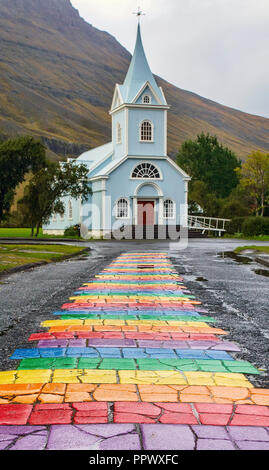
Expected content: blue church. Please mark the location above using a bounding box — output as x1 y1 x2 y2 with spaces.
43 23 190 238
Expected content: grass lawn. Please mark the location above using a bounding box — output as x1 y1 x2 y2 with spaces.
224 233 269 241
0 228 80 239
0 244 89 274
235 245 269 254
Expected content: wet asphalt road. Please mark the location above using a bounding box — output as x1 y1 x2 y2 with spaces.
0 238 268 387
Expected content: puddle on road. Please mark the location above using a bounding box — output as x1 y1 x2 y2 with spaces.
253 269 269 277
218 251 253 264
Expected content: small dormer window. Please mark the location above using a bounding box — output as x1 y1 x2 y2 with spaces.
116 123 122 144
143 95 151 104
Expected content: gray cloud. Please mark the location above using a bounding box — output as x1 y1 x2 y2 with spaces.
71 0 269 118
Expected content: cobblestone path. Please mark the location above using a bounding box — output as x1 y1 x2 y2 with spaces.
0 252 269 450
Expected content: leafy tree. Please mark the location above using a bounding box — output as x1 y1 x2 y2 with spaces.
177 133 240 199
19 159 92 237
0 136 46 221
236 151 269 216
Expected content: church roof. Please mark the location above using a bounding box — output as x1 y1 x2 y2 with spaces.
119 24 166 105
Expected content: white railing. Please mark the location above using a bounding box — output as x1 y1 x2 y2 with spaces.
188 216 231 236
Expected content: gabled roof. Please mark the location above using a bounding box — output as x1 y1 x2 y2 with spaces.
119 24 166 105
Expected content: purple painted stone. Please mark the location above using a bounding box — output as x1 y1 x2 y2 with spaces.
88 339 136 347
76 424 136 438
211 342 241 351
38 340 68 348
9 433 47 450
227 426 269 441
47 425 100 450
0 425 46 435
0 440 13 449
100 434 141 450
141 424 195 450
68 339 86 347
236 441 269 450
197 439 235 450
138 340 188 348
191 425 230 439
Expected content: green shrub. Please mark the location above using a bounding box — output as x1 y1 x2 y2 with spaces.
64 225 80 237
225 217 247 234
242 217 269 236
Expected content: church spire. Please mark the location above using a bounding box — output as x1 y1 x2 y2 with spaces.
120 22 166 105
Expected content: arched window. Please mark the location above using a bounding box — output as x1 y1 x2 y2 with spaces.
68 200 73 220
163 199 175 219
131 163 160 179
140 120 153 142
116 198 129 218
116 122 122 144
143 95 151 104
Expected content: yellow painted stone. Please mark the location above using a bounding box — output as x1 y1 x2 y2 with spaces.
42 319 84 327
0 371 17 384
81 370 117 384
118 370 187 385
184 372 215 386
52 369 84 383
16 370 52 384
213 373 253 388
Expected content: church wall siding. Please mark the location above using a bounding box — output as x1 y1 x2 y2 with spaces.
128 108 165 157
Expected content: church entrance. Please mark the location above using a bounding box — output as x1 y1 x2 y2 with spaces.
137 200 155 225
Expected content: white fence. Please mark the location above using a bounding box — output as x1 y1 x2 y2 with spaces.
188 216 231 236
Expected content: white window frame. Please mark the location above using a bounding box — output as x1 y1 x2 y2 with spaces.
116 122 122 144
68 200 73 221
139 120 154 142
115 198 129 219
163 199 176 219
130 162 161 180
143 94 151 104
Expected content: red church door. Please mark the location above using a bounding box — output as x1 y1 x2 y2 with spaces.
137 201 155 225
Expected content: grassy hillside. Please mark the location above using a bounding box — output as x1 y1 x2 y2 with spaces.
0 0 268 160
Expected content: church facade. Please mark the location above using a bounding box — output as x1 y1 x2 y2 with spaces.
43 24 190 238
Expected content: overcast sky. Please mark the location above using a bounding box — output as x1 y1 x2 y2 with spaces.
71 0 269 119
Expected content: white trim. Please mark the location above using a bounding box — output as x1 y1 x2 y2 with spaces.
114 197 130 219
142 94 151 104
116 122 122 144
134 182 163 197
166 157 191 180
139 119 154 142
164 109 167 156
110 84 124 112
130 161 163 180
132 81 162 105
163 198 176 219
109 103 170 115
125 107 128 156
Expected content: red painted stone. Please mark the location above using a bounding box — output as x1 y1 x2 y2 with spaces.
235 405 269 416
230 415 269 426
28 404 73 425
194 403 233 414
160 412 198 425
199 414 231 425
0 404 32 425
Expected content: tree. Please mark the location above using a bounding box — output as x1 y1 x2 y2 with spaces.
19 159 92 237
176 133 240 199
0 136 46 221
236 151 269 216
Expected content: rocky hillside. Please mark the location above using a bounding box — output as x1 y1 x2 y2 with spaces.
0 0 268 160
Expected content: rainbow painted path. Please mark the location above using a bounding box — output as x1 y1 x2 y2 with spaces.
0 252 269 450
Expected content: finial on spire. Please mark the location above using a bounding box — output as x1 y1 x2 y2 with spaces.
133 6 145 23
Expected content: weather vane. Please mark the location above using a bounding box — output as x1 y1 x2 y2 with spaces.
133 6 146 22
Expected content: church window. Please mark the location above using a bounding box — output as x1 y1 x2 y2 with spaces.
131 162 160 179
143 95 151 104
116 122 122 144
68 200 73 220
163 199 175 219
140 120 153 142
116 198 129 218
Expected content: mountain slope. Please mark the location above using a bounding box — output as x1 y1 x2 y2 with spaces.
0 0 268 160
